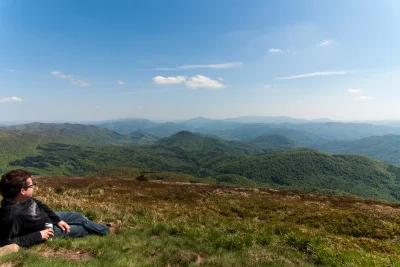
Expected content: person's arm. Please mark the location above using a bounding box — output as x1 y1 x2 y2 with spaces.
0 218 42 248
33 198 61 224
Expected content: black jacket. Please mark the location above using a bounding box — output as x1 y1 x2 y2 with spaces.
0 197 61 247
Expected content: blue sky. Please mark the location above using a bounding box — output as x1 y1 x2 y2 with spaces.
1 0 399 122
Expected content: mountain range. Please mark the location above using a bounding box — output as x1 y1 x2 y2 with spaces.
3 118 400 202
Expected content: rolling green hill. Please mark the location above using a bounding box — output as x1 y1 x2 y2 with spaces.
126 131 160 145
7 122 127 145
211 124 328 147
275 122 400 140
0 130 66 173
4 122 400 202
0 123 134 172
249 134 296 151
212 148 400 201
96 118 160 134
313 134 400 165
95 117 400 141
6 139 400 202
158 131 262 154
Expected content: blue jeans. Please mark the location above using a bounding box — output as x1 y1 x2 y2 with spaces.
53 212 110 238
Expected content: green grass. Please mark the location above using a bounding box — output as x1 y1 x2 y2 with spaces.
1 177 400 266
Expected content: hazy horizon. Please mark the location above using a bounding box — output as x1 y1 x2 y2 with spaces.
3 115 400 126
1 0 399 121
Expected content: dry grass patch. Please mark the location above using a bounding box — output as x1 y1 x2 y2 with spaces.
34 246 94 261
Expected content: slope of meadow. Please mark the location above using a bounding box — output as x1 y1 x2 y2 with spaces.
1 176 400 266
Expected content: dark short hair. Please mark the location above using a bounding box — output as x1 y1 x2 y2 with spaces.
0 169 32 199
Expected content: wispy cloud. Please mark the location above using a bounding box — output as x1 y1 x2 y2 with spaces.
50 71 91 87
275 71 347 80
264 85 273 88
117 80 125 85
155 62 243 71
153 75 225 89
318 40 334 46
269 48 282 53
8 69 16 73
95 106 103 109
348 88 362 94
0 96 23 103
218 77 223 81
354 96 372 100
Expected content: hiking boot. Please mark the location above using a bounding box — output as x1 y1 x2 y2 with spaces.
109 220 121 235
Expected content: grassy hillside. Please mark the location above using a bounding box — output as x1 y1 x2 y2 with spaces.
1 176 400 266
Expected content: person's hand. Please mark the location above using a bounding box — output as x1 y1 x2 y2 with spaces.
40 228 54 240
57 220 70 233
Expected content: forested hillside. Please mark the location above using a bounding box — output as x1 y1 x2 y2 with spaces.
6 141 400 202
313 135 400 165
95 118 400 141
157 131 262 154
4 122 400 202
7 122 128 145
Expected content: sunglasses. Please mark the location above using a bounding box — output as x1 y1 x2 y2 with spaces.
23 182 37 189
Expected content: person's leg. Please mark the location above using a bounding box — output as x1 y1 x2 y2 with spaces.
53 224 89 238
55 212 110 235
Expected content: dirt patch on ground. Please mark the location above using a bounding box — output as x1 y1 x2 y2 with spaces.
34 246 93 261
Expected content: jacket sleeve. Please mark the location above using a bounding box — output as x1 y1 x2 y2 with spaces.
33 198 61 224
0 218 42 248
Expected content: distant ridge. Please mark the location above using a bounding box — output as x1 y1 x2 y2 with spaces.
5 122 127 145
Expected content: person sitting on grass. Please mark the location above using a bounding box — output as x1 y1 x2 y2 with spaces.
0 169 121 248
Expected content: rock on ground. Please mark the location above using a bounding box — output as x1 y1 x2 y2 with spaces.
0 244 20 257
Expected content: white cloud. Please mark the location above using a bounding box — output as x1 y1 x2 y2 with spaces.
153 76 187 85
117 80 125 85
95 106 103 109
155 62 243 70
348 88 362 94
354 96 372 100
264 85 272 88
0 96 23 103
50 71 91 87
185 75 225 89
218 77 223 81
153 75 225 89
275 71 347 80
318 40 334 46
9 69 16 73
269 48 282 53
